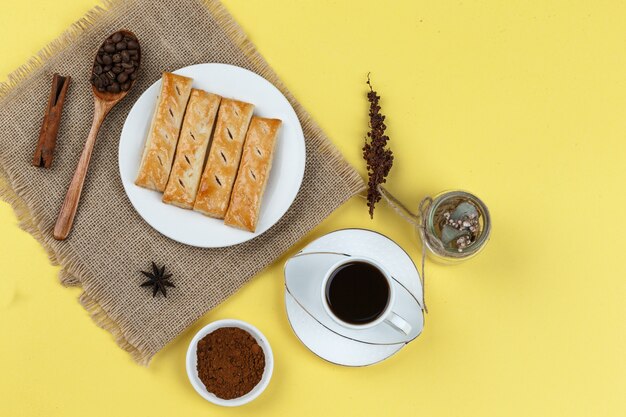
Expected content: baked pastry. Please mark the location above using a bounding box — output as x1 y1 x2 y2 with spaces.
162 89 221 208
224 117 281 232
135 72 193 192
193 98 254 218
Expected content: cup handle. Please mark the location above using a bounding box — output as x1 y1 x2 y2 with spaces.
384 312 412 335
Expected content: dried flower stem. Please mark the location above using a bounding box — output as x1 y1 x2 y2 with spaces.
363 74 394 218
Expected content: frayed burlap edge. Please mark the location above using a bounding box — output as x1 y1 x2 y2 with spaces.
0 0 152 365
0 0 365 366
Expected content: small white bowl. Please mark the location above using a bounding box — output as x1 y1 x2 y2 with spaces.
186 319 274 407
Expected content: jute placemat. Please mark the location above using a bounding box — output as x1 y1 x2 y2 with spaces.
0 0 364 365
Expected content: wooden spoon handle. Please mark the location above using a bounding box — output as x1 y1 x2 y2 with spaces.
53 99 111 240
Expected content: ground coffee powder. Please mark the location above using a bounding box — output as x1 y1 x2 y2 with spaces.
196 327 265 400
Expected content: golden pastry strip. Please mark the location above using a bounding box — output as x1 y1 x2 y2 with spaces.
135 72 193 192
224 117 281 232
193 98 254 218
162 89 221 208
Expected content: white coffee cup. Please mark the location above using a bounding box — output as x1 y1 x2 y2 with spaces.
320 256 412 335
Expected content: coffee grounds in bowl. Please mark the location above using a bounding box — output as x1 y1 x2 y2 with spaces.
196 327 265 400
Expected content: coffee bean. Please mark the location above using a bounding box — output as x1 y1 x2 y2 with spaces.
112 54 122 63
99 74 110 86
117 72 128 83
93 65 103 75
112 65 123 74
107 83 120 93
97 86 106 92
106 71 116 79
120 62 133 69
115 41 127 51
111 32 123 43
96 55 103 64
102 54 112 65
121 82 131 91
104 43 116 53
120 50 130 62
130 72 138 80
127 40 139 50
103 65 111 72
123 68 135 75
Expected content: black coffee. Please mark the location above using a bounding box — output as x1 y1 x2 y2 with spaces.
325 261 390 325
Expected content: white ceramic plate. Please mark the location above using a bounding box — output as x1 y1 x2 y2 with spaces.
186 319 274 407
119 63 306 247
284 229 424 366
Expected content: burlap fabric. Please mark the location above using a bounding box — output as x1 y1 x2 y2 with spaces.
0 0 364 364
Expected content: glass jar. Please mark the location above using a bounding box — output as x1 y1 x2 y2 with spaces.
420 190 491 264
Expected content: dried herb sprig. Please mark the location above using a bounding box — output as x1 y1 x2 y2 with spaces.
363 74 394 218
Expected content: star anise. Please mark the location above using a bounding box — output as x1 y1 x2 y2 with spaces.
140 262 175 297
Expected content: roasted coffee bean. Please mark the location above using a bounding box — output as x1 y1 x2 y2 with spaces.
112 65 123 74
127 40 139 50
96 54 104 64
102 54 112 65
112 54 121 63
111 32 123 43
104 43 116 53
130 72 138 80
120 50 130 62
121 82 131 91
103 65 111 72
115 41 127 51
121 62 134 69
106 71 116 79
124 68 135 75
99 74 110 86
107 83 121 93
117 72 128 83
93 65 103 75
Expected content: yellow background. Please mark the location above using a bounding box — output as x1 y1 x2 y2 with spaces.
0 1 624 415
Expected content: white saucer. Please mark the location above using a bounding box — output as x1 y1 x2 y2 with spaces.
284 229 424 366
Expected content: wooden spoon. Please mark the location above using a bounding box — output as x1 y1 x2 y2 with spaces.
53 30 141 240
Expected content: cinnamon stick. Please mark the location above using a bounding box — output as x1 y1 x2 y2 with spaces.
32 73 71 168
